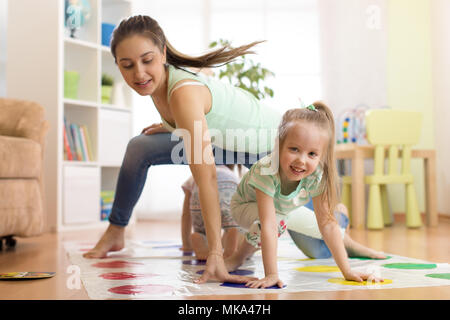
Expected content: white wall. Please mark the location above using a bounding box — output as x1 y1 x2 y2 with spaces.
0 0 7 97
431 0 450 216
317 0 388 120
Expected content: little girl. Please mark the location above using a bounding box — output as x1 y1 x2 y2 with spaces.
181 165 241 259
226 102 384 288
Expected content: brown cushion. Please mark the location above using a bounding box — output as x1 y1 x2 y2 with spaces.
0 135 42 178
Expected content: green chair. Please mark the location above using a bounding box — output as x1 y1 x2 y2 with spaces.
341 109 423 229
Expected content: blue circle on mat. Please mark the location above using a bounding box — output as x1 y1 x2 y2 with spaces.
182 259 207 265
196 269 254 276
220 282 286 289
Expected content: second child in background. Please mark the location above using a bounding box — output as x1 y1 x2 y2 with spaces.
181 165 242 260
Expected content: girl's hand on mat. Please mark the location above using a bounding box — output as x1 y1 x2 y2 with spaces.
194 254 257 284
141 123 169 135
245 274 284 289
344 269 384 284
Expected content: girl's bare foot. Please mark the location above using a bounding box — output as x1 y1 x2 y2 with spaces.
365 249 387 260
344 235 387 260
83 224 125 259
224 253 245 272
191 232 209 260
224 238 257 272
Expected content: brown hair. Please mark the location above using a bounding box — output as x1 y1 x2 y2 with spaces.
277 102 339 223
110 15 263 69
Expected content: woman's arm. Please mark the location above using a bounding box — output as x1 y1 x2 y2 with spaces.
246 189 284 288
170 86 254 284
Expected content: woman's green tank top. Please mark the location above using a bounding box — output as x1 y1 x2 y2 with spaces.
161 65 281 154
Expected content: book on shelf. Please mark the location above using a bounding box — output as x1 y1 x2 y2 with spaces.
64 118 94 162
101 190 115 221
80 125 94 161
63 124 73 160
64 117 75 160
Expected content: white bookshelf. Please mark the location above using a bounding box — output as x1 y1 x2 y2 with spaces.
7 0 136 232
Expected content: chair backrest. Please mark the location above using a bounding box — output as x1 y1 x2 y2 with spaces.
365 109 422 146
365 109 422 177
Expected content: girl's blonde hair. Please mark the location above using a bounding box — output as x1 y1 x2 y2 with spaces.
278 101 339 223
111 15 263 69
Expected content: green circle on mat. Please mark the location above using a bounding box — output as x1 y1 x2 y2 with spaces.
425 273 450 280
383 263 437 270
351 256 391 261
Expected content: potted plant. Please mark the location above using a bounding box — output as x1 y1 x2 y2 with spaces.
101 73 114 104
208 39 275 100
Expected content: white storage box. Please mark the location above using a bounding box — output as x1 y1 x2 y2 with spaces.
63 166 100 224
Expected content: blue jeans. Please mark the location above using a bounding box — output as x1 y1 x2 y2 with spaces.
108 133 267 227
288 199 349 259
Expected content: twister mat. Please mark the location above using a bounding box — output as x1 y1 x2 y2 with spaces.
65 236 450 299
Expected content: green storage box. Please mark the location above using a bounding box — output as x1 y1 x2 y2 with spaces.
64 70 80 99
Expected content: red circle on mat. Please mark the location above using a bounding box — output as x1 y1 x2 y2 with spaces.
92 260 144 268
108 284 174 295
99 272 157 280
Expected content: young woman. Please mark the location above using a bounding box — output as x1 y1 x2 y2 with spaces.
83 15 281 284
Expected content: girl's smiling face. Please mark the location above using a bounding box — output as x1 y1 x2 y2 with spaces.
278 120 328 186
115 34 167 96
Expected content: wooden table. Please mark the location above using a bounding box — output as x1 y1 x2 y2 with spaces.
335 144 438 229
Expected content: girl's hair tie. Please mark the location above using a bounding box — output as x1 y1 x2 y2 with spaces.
306 104 318 112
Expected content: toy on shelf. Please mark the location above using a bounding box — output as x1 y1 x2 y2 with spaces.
337 105 371 145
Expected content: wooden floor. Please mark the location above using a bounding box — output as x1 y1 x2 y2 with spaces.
0 217 449 300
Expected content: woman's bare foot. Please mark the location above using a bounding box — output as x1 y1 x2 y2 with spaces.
191 232 209 260
83 224 125 259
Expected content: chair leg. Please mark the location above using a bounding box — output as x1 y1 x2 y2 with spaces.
406 183 422 228
341 183 352 225
380 185 392 226
367 184 384 229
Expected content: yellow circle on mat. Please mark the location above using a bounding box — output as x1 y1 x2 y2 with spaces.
295 258 315 262
295 265 341 272
328 278 393 286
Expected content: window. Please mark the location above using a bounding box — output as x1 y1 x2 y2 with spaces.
210 0 322 111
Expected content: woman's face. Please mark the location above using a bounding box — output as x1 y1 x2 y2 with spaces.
115 34 167 96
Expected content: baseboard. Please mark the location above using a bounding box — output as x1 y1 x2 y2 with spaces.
393 212 450 223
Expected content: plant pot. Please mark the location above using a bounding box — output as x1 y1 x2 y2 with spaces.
102 85 113 104
64 70 80 99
